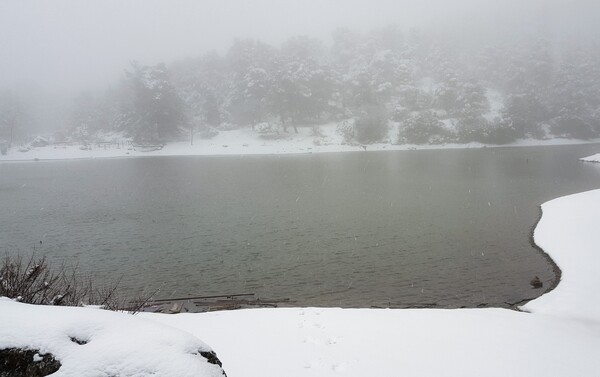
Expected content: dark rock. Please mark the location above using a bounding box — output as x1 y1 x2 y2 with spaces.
199 350 227 376
0 348 61 377
199 351 222 367
69 337 88 345
530 276 543 289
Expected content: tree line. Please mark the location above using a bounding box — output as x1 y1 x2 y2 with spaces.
2 26 600 147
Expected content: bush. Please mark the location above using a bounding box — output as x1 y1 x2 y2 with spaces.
254 122 285 139
455 116 490 143
0 254 152 312
550 115 598 140
198 126 219 139
336 119 355 143
397 111 450 145
354 106 389 144
483 118 520 144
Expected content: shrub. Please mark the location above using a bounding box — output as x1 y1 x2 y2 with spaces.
483 118 520 144
198 127 219 139
397 111 449 145
455 116 490 143
336 119 355 143
550 115 598 140
354 106 389 144
0 254 152 312
254 122 285 139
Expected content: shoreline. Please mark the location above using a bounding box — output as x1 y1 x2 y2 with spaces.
507 205 563 310
1 127 599 163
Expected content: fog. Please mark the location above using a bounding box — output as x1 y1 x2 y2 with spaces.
2 0 598 92
1 0 600 142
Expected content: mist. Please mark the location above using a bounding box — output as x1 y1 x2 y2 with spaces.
1 0 598 92
1 0 600 142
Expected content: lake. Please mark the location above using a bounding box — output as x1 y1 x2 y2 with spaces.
1 144 599 308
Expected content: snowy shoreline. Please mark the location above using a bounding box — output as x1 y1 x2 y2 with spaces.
2 125 600 162
580 153 600 163
149 189 600 377
2 175 600 375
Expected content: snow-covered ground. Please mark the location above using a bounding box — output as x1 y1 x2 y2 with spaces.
2 178 600 376
580 153 600 163
1 124 600 162
0 298 225 376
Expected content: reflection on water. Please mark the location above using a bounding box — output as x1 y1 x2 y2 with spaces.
1 144 599 308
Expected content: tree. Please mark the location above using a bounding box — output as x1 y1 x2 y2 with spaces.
270 36 334 132
398 111 448 144
69 92 115 142
225 39 275 126
0 91 26 148
502 92 548 139
171 52 227 128
124 62 186 142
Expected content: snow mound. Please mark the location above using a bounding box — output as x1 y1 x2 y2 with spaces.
523 189 600 322
0 298 225 377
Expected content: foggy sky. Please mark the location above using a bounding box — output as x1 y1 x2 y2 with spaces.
1 0 599 94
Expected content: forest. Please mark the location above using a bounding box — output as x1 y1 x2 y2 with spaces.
2 25 600 147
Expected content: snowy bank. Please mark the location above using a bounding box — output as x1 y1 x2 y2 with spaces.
0 298 225 377
2 190 600 376
150 307 599 377
580 153 600 163
522 189 600 321
1 125 600 162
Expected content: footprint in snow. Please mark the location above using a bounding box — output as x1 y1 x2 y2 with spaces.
332 362 348 373
302 336 319 345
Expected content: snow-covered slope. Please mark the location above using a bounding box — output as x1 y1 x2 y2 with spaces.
0 299 225 377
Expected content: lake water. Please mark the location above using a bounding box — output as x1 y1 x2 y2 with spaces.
1 144 599 308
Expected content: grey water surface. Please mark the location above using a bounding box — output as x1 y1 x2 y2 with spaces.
1 144 599 308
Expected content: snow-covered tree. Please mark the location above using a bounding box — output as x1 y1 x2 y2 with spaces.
123 62 186 142
0 91 27 148
225 39 276 126
398 111 448 144
270 36 334 132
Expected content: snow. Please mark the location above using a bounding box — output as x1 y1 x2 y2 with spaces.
483 88 504 123
580 153 600 163
522 189 600 322
0 298 225 377
1 124 599 162
2 164 600 376
148 308 600 377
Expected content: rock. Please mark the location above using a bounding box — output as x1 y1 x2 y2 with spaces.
198 350 227 376
30 136 49 148
530 276 543 289
0 348 61 377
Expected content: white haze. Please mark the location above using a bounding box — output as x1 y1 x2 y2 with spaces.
1 0 599 94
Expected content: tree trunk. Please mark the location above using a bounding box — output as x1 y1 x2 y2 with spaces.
281 114 287 133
